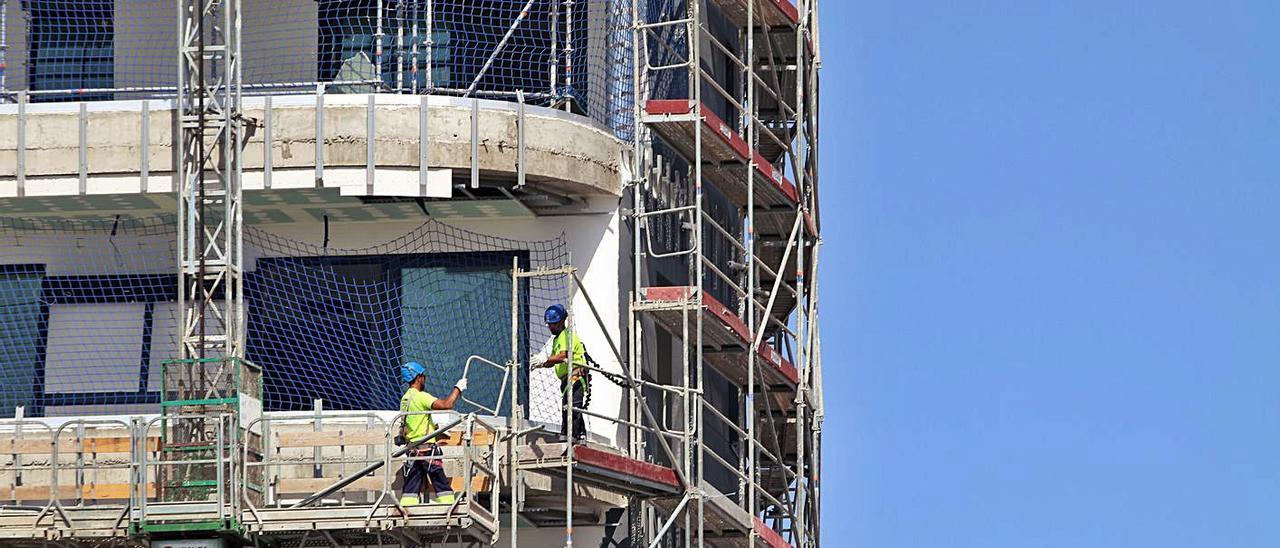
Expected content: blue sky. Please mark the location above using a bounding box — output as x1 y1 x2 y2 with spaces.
819 2 1280 546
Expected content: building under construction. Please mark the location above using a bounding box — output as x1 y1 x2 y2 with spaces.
0 0 822 546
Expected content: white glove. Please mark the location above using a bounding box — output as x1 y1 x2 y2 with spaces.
530 338 553 367
455 378 468 391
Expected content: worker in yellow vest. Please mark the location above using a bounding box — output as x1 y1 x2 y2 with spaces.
531 304 589 443
397 361 467 505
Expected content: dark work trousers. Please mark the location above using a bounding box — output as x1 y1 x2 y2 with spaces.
402 443 452 500
561 376 588 443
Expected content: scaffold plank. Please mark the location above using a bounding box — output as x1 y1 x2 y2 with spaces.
644 100 800 210
245 501 497 544
517 441 681 497
0 436 161 454
273 429 494 448
709 0 800 28
3 483 156 501
275 475 491 495
638 287 800 389
753 517 792 548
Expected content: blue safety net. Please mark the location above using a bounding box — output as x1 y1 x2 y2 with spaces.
0 0 634 138
0 216 569 420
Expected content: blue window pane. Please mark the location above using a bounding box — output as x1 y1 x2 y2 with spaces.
400 266 512 415
0 267 45 417
246 252 522 414
26 0 115 102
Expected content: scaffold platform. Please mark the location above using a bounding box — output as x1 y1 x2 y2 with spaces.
643 100 800 210
709 0 800 29
636 286 800 391
652 484 792 548
244 502 498 547
517 438 682 498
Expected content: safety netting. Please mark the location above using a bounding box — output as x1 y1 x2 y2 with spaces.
0 215 569 423
0 0 634 137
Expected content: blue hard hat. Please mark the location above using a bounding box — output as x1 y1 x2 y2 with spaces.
544 304 567 324
401 362 426 383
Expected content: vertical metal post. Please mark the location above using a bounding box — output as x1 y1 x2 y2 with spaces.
395 0 404 91
367 93 376 194
419 94 429 195
470 98 480 188
516 90 526 189
690 0 706 542
425 0 434 92
315 83 326 186
550 0 558 98
312 399 324 478
75 423 86 507
264 95 273 189
15 90 24 197
564 268 575 548
745 0 757 544
374 0 384 87
563 0 574 112
141 101 151 191
410 0 419 93
216 416 225 516
627 4 645 543
790 5 811 542
0 0 7 97
509 255 521 548
12 406 21 489
78 102 88 195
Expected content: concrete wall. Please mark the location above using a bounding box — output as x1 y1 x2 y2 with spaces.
0 95 623 199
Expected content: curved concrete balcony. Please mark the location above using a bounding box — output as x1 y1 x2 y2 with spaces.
0 95 624 220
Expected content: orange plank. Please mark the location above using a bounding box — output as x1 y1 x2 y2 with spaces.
0 436 160 455
274 475 491 495
275 431 387 448
4 483 155 501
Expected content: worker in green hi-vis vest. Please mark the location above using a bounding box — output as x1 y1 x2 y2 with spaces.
530 304 589 443
396 361 466 505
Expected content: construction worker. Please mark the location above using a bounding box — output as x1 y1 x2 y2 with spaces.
397 361 467 505
530 304 589 443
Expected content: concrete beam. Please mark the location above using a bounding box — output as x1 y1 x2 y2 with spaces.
0 95 623 201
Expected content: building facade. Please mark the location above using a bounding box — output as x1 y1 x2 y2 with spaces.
0 0 822 546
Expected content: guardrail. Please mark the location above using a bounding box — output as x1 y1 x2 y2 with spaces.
0 409 501 537
242 411 500 523
135 413 240 528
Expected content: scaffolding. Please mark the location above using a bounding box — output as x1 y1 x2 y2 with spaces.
627 0 823 546
0 0 822 545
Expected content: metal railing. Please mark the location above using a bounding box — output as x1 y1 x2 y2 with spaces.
242 410 501 526
137 414 238 524
0 409 502 537
0 0 635 137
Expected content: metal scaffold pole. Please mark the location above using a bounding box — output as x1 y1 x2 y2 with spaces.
0 0 7 98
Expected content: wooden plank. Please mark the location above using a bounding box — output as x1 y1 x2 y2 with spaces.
272 430 493 449
0 436 160 455
275 475 492 495
436 430 495 447
274 431 387 448
276 476 387 494
4 483 155 501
